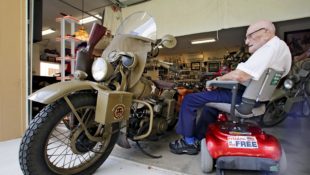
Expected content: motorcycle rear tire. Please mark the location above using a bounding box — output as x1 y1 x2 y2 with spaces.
302 99 310 117
19 93 120 175
260 98 287 127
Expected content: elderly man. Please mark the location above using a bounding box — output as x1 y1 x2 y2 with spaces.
169 20 292 155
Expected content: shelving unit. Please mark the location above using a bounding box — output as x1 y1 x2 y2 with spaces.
56 16 80 81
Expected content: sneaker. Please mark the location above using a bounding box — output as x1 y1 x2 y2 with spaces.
169 138 199 155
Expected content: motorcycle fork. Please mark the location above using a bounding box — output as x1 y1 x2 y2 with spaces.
64 96 110 142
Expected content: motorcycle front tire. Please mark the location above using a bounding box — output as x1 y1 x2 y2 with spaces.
19 93 120 175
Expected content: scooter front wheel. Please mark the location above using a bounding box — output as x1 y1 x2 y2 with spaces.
201 138 214 173
19 93 120 175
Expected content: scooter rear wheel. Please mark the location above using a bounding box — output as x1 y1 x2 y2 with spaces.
279 147 287 174
201 138 214 173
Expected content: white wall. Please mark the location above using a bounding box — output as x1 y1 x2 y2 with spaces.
0 0 26 141
122 0 310 37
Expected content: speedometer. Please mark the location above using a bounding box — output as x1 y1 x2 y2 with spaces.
107 50 120 63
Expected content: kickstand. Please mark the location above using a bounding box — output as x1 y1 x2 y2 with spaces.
135 141 162 159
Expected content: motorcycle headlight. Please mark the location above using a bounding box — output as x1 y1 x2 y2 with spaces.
91 57 114 81
284 79 294 89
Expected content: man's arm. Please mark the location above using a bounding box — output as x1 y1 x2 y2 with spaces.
218 69 252 83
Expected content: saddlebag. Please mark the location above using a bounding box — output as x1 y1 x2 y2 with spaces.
95 91 133 125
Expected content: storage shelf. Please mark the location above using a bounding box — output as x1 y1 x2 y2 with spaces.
56 56 75 61
56 15 79 23
56 36 81 42
56 15 78 82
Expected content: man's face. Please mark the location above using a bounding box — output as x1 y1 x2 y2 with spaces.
245 26 268 53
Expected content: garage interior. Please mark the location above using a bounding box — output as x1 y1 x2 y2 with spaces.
0 0 309 175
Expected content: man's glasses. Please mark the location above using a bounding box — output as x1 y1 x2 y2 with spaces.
245 28 266 40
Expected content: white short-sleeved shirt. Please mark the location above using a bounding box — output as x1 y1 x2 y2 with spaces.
236 36 292 80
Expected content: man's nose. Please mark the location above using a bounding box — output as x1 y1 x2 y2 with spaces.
245 38 249 45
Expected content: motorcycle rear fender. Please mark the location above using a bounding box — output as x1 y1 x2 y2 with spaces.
269 89 288 102
29 80 102 104
269 89 304 113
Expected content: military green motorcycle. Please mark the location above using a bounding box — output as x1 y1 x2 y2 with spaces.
261 59 310 127
19 11 177 175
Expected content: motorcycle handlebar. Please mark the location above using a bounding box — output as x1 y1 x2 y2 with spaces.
157 61 180 73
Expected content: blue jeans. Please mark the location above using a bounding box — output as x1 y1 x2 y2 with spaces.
175 88 244 140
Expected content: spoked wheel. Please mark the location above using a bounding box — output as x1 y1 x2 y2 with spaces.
260 98 287 127
200 138 214 173
19 93 120 175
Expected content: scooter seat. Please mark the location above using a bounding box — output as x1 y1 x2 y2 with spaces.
206 102 266 118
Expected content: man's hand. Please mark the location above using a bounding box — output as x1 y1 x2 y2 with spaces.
206 77 220 91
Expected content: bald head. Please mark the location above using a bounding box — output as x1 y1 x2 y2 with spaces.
245 20 276 53
246 20 276 36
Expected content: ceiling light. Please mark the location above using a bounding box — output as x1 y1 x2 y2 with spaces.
42 29 55 36
75 26 89 41
191 38 216 44
76 0 89 41
79 14 102 24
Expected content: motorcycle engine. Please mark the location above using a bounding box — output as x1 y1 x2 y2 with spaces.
128 94 176 140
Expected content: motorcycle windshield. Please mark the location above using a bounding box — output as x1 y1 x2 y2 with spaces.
115 11 157 42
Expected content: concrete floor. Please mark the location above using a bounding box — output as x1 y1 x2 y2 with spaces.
0 139 185 175
110 116 310 175
0 103 309 175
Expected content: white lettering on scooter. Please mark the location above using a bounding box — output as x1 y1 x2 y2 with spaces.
228 136 259 149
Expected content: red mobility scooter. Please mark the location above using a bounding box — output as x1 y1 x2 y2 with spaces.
201 68 287 174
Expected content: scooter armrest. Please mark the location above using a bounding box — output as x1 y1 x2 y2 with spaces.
206 80 239 89
206 80 240 119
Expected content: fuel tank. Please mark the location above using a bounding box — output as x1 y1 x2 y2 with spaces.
128 77 153 99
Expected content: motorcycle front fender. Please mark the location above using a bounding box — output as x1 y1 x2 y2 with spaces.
29 80 104 104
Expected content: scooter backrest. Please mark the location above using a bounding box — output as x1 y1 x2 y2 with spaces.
236 68 283 115
242 68 283 102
